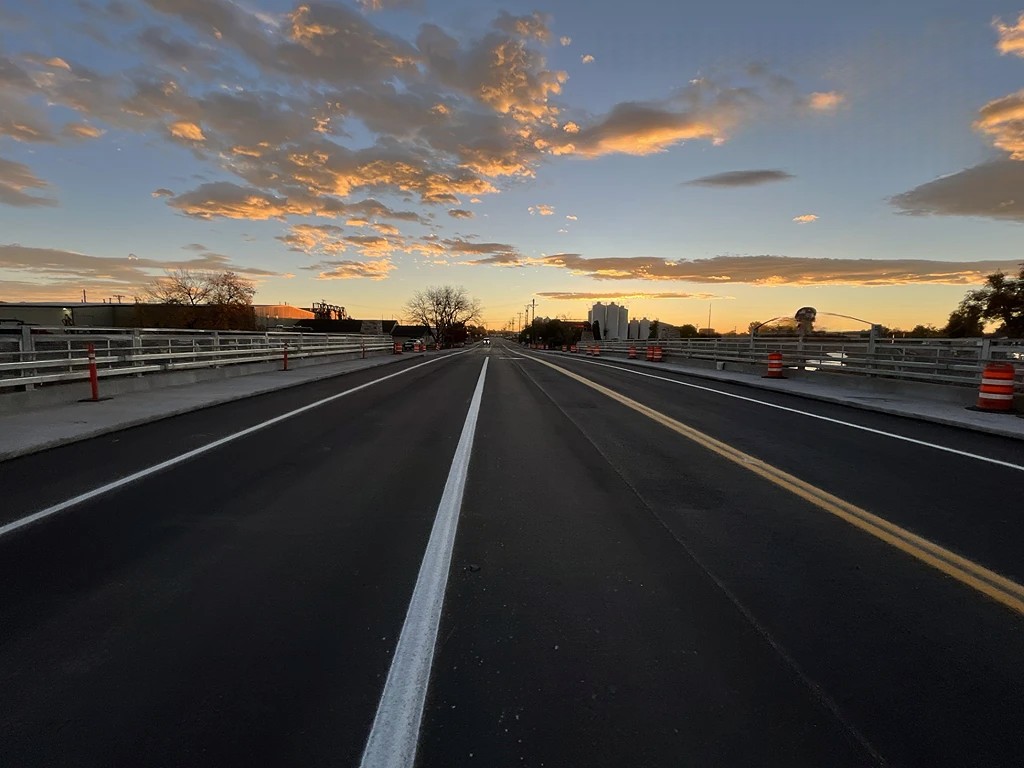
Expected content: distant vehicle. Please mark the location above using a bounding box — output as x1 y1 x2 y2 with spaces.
482 337 491 345
402 338 422 350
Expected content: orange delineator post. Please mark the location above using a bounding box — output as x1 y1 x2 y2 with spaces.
628 346 637 359
763 351 786 379
86 343 100 401
976 362 1016 412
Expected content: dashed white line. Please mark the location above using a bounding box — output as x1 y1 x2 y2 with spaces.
0 352 467 539
358 358 488 768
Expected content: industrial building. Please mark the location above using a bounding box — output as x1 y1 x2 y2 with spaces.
588 301 630 340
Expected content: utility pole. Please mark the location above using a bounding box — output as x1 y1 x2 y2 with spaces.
531 298 536 327
82 289 87 303
707 301 712 335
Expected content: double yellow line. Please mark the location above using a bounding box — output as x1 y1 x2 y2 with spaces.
534 355 1024 617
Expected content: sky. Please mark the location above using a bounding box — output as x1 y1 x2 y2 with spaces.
2 0 1024 332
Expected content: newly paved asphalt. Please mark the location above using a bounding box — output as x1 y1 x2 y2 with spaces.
2 340 1023 766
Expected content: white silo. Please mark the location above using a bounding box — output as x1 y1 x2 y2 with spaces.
589 302 607 339
639 317 650 340
628 319 640 339
618 306 629 341
604 302 617 339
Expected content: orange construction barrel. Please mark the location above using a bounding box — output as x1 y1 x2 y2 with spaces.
763 351 786 379
976 362 1016 412
645 346 654 361
628 346 637 359
652 346 664 362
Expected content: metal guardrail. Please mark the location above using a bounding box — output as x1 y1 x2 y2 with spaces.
573 336 1024 393
0 327 393 390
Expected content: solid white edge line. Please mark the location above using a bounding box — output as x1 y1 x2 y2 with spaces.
0 351 469 540
536 353 1024 473
358 357 487 768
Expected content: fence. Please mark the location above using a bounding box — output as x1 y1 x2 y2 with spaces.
0 327 393 391
579 336 1024 393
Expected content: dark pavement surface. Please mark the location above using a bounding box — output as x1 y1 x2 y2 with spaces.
2 340 1023 767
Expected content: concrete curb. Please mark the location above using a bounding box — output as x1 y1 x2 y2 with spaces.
540 351 1024 442
0 352 443 462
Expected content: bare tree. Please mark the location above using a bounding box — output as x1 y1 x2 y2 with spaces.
146 269 255 306
405 285 482 347
207 271 257 305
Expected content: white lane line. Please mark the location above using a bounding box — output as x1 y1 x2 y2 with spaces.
0 352 468 540
540 355 1024 473
359 358 488 768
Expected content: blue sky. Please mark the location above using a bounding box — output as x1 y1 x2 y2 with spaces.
2 0 1023 331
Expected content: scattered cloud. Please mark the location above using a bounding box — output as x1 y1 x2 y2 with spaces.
359 0 422 11
805 91 845 111
151 187 174 197
493 11 551 44
581 54 594 64
181 242 208 251
532 253 1016 285
168 120 206 141
890 160 1024 222
529 203 555 215
310 259 396 280
994 13 1024 57
61 122 105 139
0 242 276 298
562 121 580 134
686 169 794 187
566 214 577 220
0 157 57 207
537 291 730 300
448 208 474 218
793 214 818 223
974 90 1024 159
560 36 571 47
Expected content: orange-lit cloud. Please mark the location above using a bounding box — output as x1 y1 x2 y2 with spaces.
805 91 845 111
168 120 205 141
994 13 1024 57
61 122 105 139
974 90 1024 158
312 259 397 280
531 253 1021 285
560 36 571 47
537 291 730 300
792 214 818 223
529 203 555 215
448 208 474 218
581 54 594 64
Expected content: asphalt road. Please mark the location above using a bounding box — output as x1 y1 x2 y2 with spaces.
2 340 1023 767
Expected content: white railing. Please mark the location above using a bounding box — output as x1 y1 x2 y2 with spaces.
0 327 393 390
561 336 1024 392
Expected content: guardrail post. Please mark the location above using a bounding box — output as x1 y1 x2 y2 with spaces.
282 342 289 371
20 325 36 390
361 339 366 359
